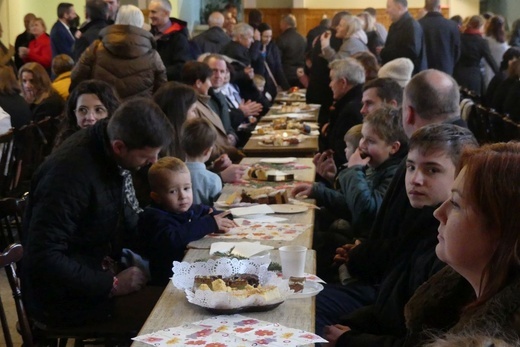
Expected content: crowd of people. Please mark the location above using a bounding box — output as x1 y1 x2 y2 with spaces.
2 0 520 345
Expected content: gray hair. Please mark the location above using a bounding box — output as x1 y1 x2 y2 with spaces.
282 14 297 28
329 58 366 86
404 69 460 121
150 0 171 13
208 11 224 27
233 22 253 38
341 15 363 39
115 5 144 28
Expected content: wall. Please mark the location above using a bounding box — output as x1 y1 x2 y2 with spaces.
448 0 480 19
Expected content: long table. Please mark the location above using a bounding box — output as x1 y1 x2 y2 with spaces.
187 158 316 250
131 249 317 347
242 137 318 158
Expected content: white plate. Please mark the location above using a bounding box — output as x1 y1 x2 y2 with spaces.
269 204 308 214
288 281 324 299
259 157 297 164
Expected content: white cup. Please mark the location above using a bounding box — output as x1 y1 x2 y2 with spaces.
279 246 307 279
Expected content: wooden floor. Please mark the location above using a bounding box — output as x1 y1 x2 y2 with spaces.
0 269 22 347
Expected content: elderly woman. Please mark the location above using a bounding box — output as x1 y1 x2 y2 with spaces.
403 142 520 346
19 17 52 71
19 62 64 122
71 4 166 99
320 15 368 62
54 80 119 148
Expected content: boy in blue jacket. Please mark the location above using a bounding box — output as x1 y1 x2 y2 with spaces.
139 157 236 285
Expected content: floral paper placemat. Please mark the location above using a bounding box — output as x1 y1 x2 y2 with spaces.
208 220 311 241
133 314 327 346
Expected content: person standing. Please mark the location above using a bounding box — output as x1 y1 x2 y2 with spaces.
419 0 460 75
14 13 35 70
276 14 306 87
381 0 426 75
72 0 109 61
21 98 172 330
19 18 52 72
50 3 78 58
148 0 192 81
104 0 120 23
192 12 230 54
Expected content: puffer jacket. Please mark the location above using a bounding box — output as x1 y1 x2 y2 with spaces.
71 24 166 99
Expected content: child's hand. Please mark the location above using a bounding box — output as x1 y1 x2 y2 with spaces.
214 211 238 232
347 148 370 168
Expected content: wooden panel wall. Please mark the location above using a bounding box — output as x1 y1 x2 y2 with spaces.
246 8 450 39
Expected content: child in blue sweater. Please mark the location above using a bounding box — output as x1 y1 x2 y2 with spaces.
139 157 236 285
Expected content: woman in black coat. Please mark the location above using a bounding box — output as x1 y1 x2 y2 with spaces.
258 23 290 99
453 15 498 96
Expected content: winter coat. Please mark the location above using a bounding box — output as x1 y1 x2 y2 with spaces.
26 33 52 69
21 120 137 326
276 27 307 86
483 36 508 87
322 30 368 62
404 266 520 346
262 41 290 97
419 11 461 75
71 25 167 99
381 11 427 75
72 19 108 61
192 26 231 54
138 203 219 285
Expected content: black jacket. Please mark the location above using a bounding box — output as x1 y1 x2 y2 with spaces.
276 27 306 86
262 41 290 97
21 120 138 326
325 84 363 167
151 18 193 81
0 94 32 129
192 26 230 54
419 12 460 75
306 24 329 52
381 11 427 75
72 19 108 61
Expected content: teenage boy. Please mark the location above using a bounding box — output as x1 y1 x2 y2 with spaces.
181 118 222 206
320 124 478 346
138 157 236 285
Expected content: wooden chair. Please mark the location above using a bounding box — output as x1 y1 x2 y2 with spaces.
0 130 17 197
0 196 26 250
1 242 137 347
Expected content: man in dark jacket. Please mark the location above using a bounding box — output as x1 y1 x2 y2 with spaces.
322 58 365 167
50 3 78 58
21 99 172 329
14 13 35 70
276 14 306 87
419 0 460 74
316 69 468 339
192 11 230 54
381 0 427 75
149 0 193 81
72 0 109 61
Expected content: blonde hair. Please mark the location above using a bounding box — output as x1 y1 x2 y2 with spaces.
344 124 363 148
357 12 376 32
148 157 188 192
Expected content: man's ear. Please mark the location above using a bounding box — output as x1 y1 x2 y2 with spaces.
403 105 416 127
111 140 126 155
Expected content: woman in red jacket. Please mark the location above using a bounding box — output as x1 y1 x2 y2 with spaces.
19 17 51 71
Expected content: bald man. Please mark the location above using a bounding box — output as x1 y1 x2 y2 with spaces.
14 13 36 69
192 11 231 54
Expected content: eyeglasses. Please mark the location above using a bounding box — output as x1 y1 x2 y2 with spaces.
75 106 108 118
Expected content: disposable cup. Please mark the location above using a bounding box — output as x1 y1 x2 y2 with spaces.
279 246 307 279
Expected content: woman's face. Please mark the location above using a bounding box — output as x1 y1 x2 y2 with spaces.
30 20 45 36
434 167 497 280
21 71 37 95
336 19 348 39
74 93 108 128
187 102 197 120
261 29 272 46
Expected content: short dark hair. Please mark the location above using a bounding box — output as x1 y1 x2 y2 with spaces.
57 3 74 18
393 0 408 7
181 118 217 158
409 123 477 166
425 0 440 12
500 47 520 71
248 9 263 29
85 0 108 21
363 78 403 106
107 98 172 150
404 69 460 121
332 11 349 28
180 61 213 86
364 7 376 17
52 54 74 76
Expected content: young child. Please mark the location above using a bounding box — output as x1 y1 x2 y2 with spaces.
292 106 407 241
253 74 272 102
138 157 237 285
344 124 363 162
181 117 222 206
320 124 478 345
51 54 74 99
